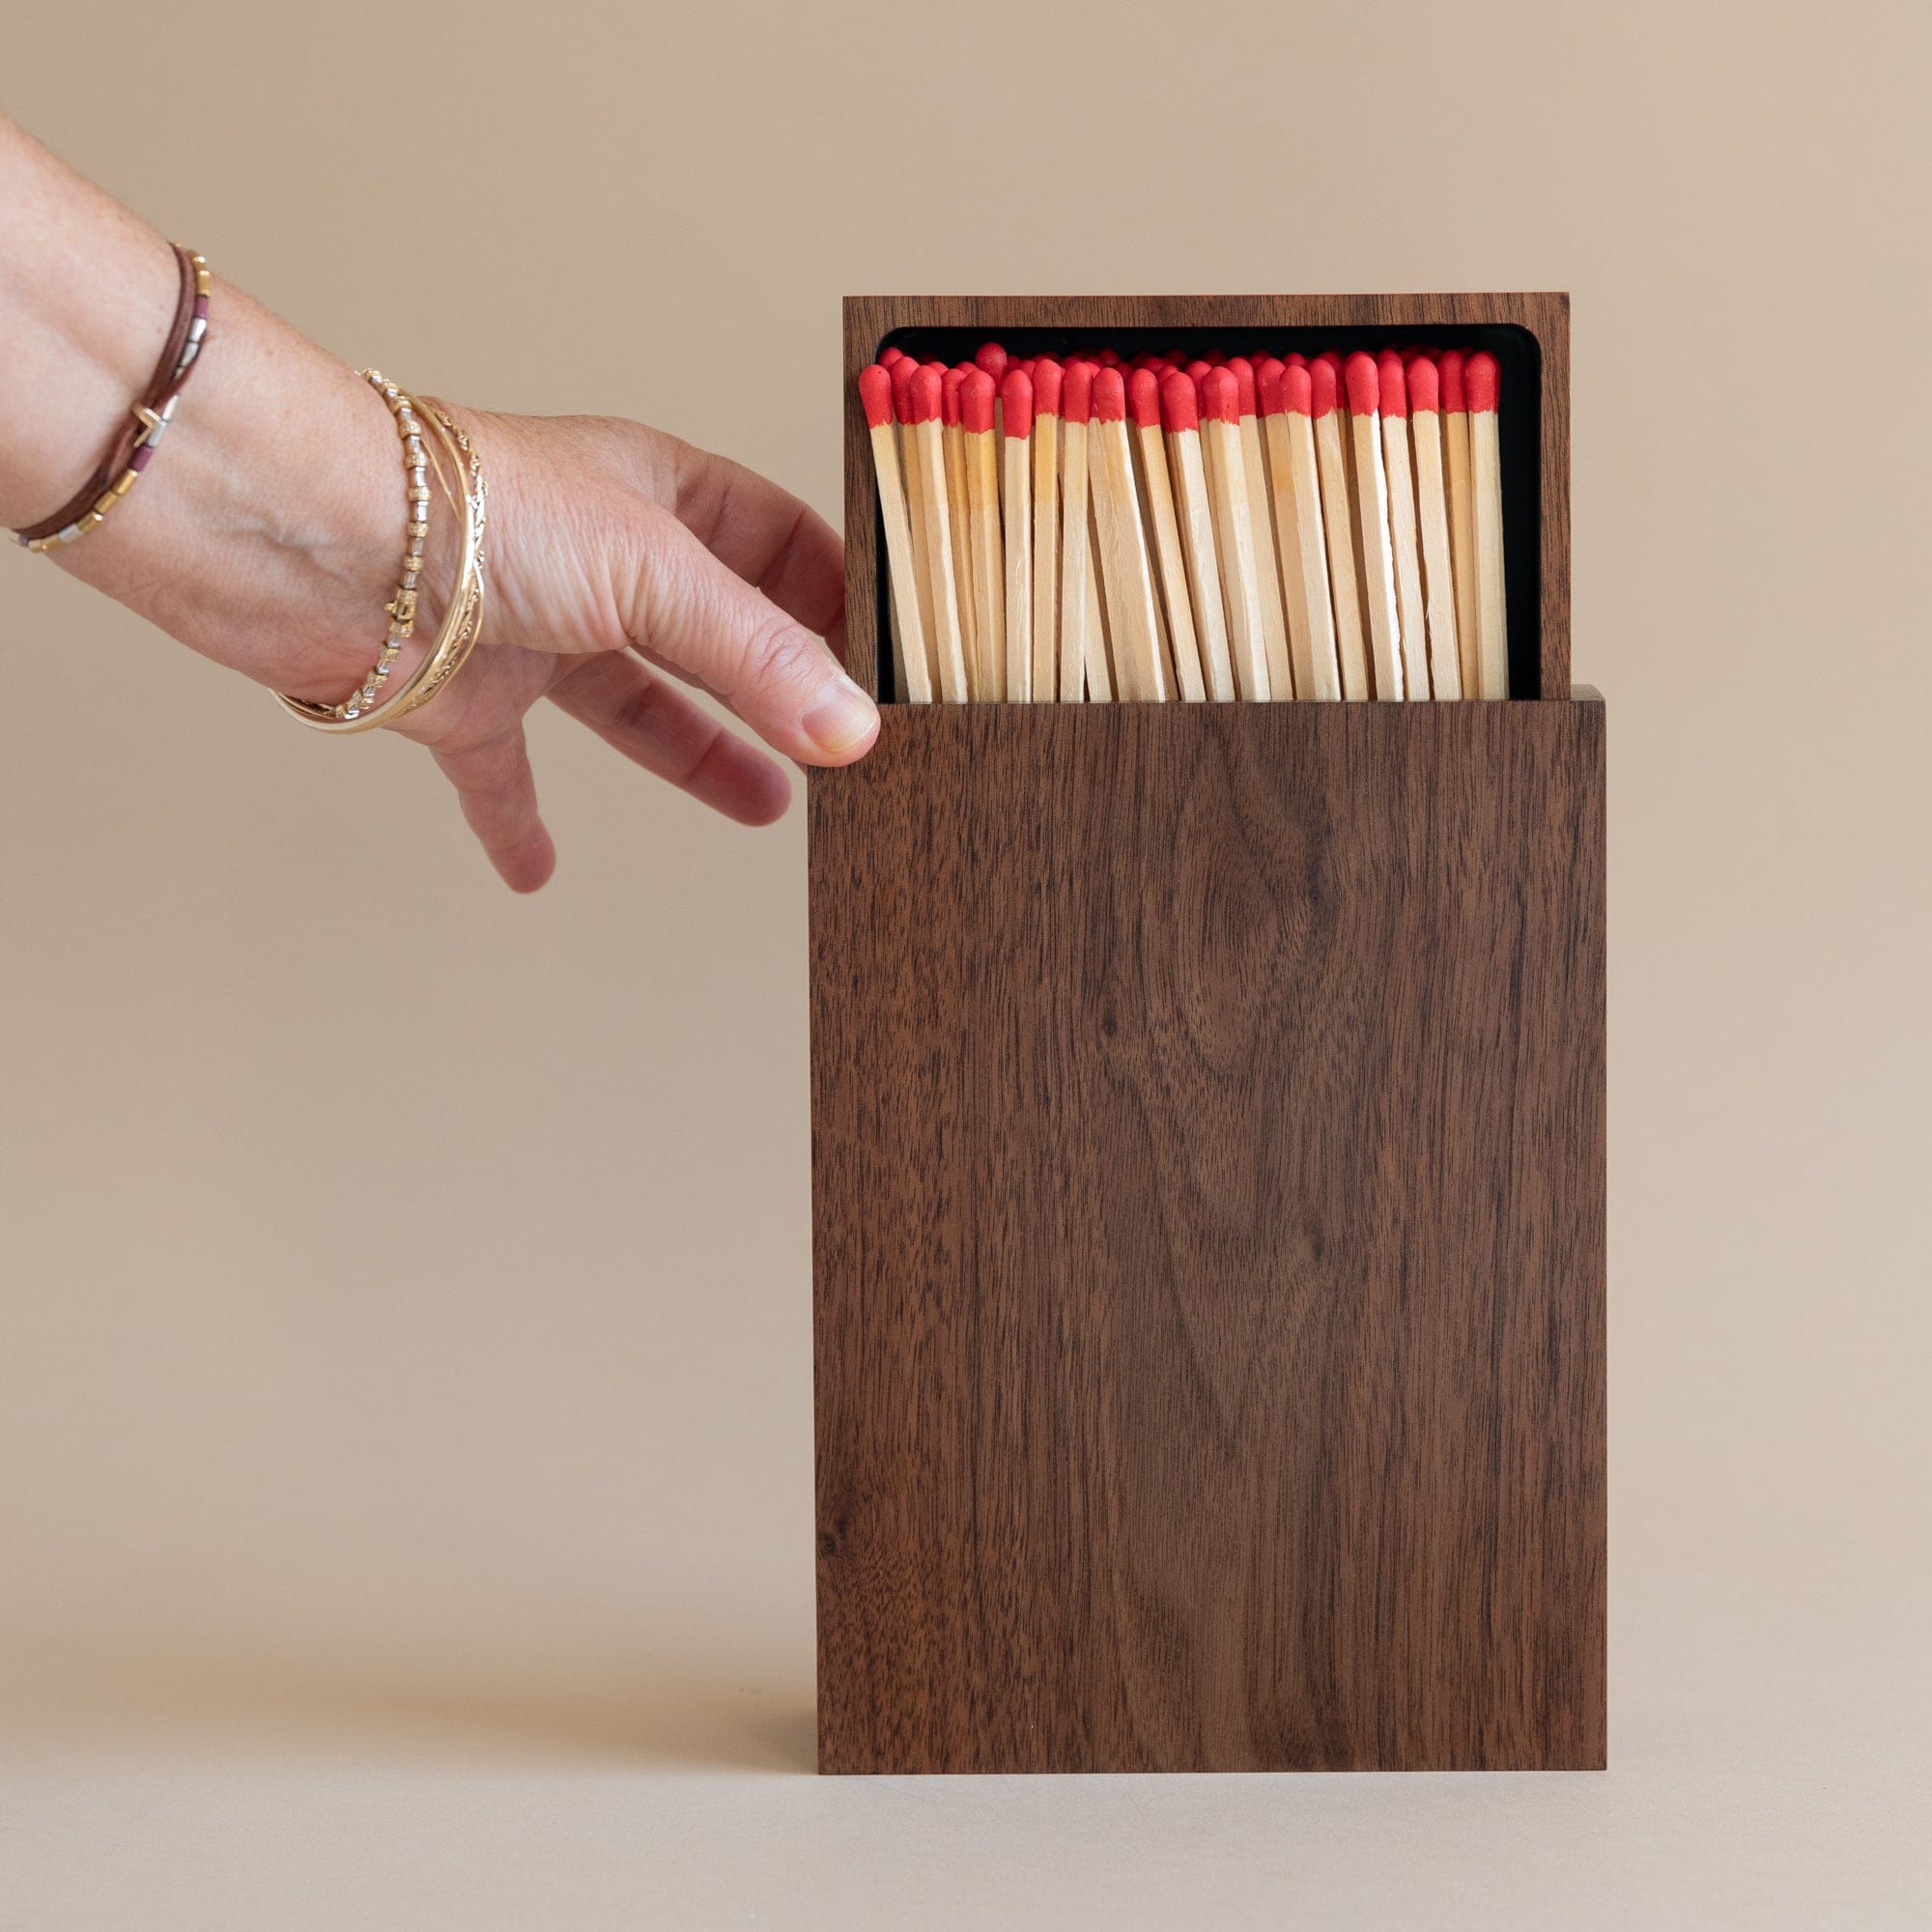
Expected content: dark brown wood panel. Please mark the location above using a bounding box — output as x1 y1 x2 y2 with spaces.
809 698 1605 1773
842 293 1570 700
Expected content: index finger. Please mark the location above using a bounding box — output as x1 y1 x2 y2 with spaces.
671 442 849 671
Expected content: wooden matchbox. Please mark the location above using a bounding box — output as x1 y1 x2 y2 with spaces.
809 295 1604 1774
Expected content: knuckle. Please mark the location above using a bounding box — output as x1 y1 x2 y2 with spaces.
738 615 823 698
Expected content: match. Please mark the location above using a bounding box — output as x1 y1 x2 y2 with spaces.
1344 352 1405 700
1001 365 1033 700
1201 367 1271 700
859 362 932 702
1466 351 1509 697
1089 367 1168 700
1406 353 1463 699
1377 351 1431 700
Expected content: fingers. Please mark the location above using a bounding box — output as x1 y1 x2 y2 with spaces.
549 654 791 826
432 723 556 893
613 507 877 767
671 442 845 643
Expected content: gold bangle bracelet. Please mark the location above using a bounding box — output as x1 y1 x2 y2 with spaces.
275 388 487 734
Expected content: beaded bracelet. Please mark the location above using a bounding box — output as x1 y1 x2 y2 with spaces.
274 385 486 734
381 398 488 724
311 372 437 722
13 246 210 553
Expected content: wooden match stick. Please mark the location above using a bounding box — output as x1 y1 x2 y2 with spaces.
1000 367 1033 700
1084 495 1115 702
1057 358 1094 703
1343 353 1405 699
1071 356 1119 701
1406 354 1463 699
907 364 970 702
1160 369 1236 700
1201 368 1271 699
1262 358 1343 701
962 369 1006 700
1031 357 1063 702
1439 350 1480 701
1466 351 1509 697
975 340 1009 520
1377 352 1431 700
859 363 933 703
1309 355 1372 699
1313 348 1352 521
889 358 943 680
1128 368 1206 700
1228 357 1295 698
1089 367 1168 700
941 364 979 685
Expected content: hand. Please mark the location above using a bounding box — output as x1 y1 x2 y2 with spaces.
356 406 876 891
50 326 878 893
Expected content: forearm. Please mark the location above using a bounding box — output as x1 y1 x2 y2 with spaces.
1 117 405 704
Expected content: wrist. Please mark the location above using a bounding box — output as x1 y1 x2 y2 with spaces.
1 120 458 714
45 279 414 703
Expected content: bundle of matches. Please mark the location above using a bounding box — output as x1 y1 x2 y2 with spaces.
860 341 1510 701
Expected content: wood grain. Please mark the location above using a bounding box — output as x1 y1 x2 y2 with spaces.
809 697 1605 1775
843 294 1570 701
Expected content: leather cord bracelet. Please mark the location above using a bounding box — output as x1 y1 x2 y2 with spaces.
12 243 210 552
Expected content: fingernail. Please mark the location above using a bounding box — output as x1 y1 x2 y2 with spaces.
801 675 879 756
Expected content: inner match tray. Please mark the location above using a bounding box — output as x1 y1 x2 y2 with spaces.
809 294 1605 1775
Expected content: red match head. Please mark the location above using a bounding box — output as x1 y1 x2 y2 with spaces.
1126 367 1162 430
1227 356 1258 417
975 341 1009 383
1094 366 1127 422
1033 355 1064 416
1344 352 1379 417
1159 368 1199 433
858 363 894 430
1253 355 1286 415
1283 360 1314 416
1406 344 1440 363
1062 358 1094 425
1184 357 1214 387
1438 350 1467 412
909 365 943 424
879 344 907 368
1377 350 1407 419
1130 350 1164 372
941 364 966 426
1094 347 1122 367
962 368 995 434
1407 355 1440 413
1465 352 1499 413
1001 367 1034 438
890 354 918 424
1313 351 1344 408
1309 355 1339 418
1282 351 1308 372
1202 367 1240 426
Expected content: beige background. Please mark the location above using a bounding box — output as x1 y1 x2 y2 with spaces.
3 1 1927 1924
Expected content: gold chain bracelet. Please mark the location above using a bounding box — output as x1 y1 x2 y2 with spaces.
275 381 486 734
